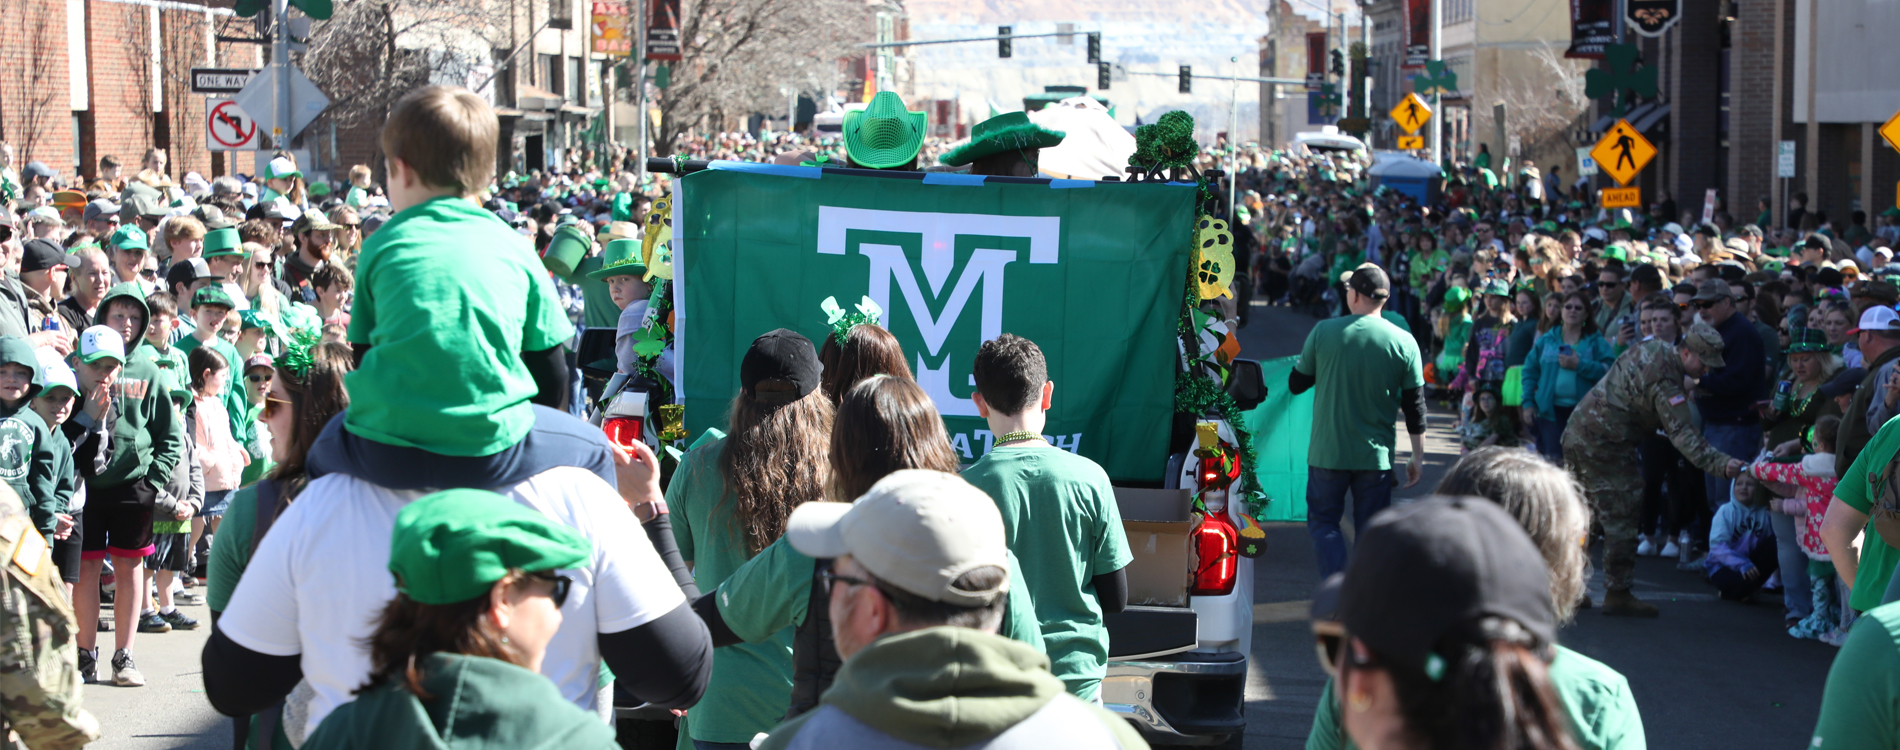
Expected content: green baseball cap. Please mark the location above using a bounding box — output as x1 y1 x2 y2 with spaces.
202 226 242 258
388 489 591 605
109 225 149 252
192 286 237 311
843 91 926 170
586 238 647 280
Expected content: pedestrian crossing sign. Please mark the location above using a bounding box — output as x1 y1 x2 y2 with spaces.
1590 119 1655 186
1396 135 1424 150
1881 108 1900 154
1390 93 1432 135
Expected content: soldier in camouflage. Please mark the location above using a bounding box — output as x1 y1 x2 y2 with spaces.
0 480 98 749
1563 322 1746 618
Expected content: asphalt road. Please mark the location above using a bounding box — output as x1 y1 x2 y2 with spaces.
1230 302 1837 750
82 300 1839 749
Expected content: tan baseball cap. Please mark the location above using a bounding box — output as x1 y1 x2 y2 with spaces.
785 470 1010 607
1683 322 1727 370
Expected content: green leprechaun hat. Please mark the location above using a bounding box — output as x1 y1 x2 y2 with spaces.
939 111 1065 167
843 92 926 170
587 238 648 280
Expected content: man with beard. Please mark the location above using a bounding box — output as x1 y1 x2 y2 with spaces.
281 210 337 304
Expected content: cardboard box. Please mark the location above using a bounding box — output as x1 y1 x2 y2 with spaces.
1115 487 1193 608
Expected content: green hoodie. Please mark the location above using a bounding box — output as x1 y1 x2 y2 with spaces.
90 283 183 488
0 336 62 535
302 653 616 750
759 627 1149 750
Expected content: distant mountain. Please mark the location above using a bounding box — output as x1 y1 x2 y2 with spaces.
902 0 1274 142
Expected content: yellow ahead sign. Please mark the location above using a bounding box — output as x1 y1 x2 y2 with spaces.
1390 93 1433 135
1600 186 1641 209
1590 119 1655 186
1396 135 1424 150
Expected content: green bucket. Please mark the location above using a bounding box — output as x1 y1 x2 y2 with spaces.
542 222 593 277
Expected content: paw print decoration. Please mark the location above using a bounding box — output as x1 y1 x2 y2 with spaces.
1194 217 1235 300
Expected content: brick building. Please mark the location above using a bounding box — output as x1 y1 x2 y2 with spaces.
0 0 266 187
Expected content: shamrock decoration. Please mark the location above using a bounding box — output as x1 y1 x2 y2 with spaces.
1194 217 1235 300
1132 111 1199 175
642 195 674 282
1412 59 1458 97
630 323 668 358
820 295 884 346
1583 44 1657 117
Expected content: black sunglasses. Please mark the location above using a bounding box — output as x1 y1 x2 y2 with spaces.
246 373 272 383
531 572 573 608
820 569 874 595
1694 299 1722 310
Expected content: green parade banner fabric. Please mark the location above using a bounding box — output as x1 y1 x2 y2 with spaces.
1246 356 1313 522
674 163 1195 482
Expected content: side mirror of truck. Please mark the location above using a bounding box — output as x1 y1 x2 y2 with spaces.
1225 359 1267 411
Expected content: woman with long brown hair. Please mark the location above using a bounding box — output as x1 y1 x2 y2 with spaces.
301 489 615 750
666 329 832 749
695 374 1044 724
817 323 911 404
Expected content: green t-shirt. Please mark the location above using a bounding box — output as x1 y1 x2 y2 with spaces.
345 196 574 457
960 445 1132 701
1295 314 1425 471
207 484 261 612
1812 600 1900 749
1834 416 1900 613
716 535 1045 655
665 439 795 744
1308 646 1646 750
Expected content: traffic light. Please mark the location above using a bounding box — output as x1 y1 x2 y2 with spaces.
1086 32 1101 64
1330 49 1345 76
999 26 1012 58
1179 65 1191 94
1098 62 1112 90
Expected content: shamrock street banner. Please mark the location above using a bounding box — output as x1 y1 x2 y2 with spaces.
673 163 1195 482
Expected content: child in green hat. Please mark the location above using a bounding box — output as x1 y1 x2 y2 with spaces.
587 238 663 392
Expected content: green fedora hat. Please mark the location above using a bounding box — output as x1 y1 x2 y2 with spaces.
202 226 243 258
939 111 1065 167
1785 327 1830 354
587 238 648 280
843 92 926 170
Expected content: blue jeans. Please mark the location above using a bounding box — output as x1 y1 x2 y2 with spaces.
1770 509 1813 620
1307 467 1395 578
1534 407 1574 464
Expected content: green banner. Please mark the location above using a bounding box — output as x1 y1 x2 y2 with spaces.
674 164 1195 481
1245 356 1314 522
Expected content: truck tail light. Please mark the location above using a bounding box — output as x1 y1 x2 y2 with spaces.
1191 512 1239 596
603 416 644 450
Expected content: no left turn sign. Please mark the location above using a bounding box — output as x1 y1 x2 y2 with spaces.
207 98 259 151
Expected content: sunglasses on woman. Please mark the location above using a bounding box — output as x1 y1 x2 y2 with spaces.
261 395 293 420
530 572 573 608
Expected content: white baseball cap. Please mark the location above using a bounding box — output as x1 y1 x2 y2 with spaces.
77 325 125 365
1854 306 1900 334
1661 222 1686 235
785 470 1010 607
33 348 76 396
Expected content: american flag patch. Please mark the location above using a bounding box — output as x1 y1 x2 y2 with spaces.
1669 395 1686 405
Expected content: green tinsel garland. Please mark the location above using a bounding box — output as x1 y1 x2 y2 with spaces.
1133 111 1200 174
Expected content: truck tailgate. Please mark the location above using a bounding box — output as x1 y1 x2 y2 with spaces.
1109 487 1197 660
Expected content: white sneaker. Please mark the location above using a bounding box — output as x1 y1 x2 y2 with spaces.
1661 540 1680 558
1637 537 1656 557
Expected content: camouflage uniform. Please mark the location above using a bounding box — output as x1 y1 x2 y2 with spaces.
0 483 99 749
1563 334 1733 593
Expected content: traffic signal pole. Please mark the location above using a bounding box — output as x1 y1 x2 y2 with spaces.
1429 0 1442 165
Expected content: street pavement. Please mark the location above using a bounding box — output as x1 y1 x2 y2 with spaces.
80 300 1839 749
1231 302 1836 749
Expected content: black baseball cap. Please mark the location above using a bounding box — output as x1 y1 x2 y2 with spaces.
1338 262 1390 299
740 329 822 404
1820 367 1866 401
1337 497 1555 678
19 239 79 273
165 257 223 289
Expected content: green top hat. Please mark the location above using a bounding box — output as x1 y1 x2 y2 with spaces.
587 238 648 280
843 92 926 170
202 227 242 258
1785 327 1830 354
939 111 1065 167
